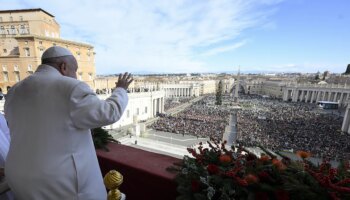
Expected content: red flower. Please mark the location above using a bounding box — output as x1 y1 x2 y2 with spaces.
207 164 220 175
272 159 286 171
191 180 200 192
236 178 248 186
258 171 271 182
244 174 259 185
219 154 232 164
296 151 311 159
260 155 270 162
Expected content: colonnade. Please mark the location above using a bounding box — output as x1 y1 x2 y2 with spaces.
342 105 350 133
164 88 193 98
283 88 350 106
152 97 164 116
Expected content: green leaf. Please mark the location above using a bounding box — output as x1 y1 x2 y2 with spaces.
91 127 119 151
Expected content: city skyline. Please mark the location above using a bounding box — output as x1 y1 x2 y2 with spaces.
1 0 349 75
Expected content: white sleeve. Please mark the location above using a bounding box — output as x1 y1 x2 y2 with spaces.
69 82 128 129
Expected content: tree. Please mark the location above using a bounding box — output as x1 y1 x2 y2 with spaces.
345 64 350 75
216 80 223 105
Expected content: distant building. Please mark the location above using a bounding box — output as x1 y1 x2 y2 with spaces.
0 8 96 91
245 78 291 98
99 91 165 129
94 76 234 97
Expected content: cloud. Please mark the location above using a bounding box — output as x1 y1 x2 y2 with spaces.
200 40 247 56
0 0 283 74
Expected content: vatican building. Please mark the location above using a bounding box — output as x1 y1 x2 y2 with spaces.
0 8 96 91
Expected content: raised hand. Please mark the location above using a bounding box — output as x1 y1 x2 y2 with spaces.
116 72 133 90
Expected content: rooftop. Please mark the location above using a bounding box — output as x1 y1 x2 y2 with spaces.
0 8 54 18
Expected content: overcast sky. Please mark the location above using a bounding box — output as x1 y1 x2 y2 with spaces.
1 0 349 74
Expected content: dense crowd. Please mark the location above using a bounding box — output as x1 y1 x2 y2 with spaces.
237 94 347 160
164 97 195 111
150 96 230 140
151 93 347 160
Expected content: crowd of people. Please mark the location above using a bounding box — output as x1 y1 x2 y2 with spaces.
71 78 350 163
150 96 230 140
164 97 195 111
237 94 347 160
151 93 348 160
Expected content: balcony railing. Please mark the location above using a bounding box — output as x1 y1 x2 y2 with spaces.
97 143 180 200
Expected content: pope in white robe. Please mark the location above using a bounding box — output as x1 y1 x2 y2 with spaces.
4 46 132 200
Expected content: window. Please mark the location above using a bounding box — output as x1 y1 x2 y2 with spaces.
24 48 30 56
10 25 16 34
39 48 44 57
78 72 83 80
145 107 148 113
52 43 56 46
15 72 20 82
88 73 93 80
3 49 7 54
87 49 91 61
9 16 13 22
28 64 33 71
24 41 28 45
3 72 8 82
0 17 2 22
14 65 19 71
0 26 4 35
39 41 43 45
20 16 23 21
127 110 130 118
2 65 7 71
137 108 140 115
20 25 27 34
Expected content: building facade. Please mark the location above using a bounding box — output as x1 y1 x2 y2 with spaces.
93 76 235 98
0 8 96 91
100 90 165 129
283 83 350 107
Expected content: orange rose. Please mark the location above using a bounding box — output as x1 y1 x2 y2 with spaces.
244 174 259 184
272 159 286 171
296 151 311 159
259 155 270 162
219 154 232 164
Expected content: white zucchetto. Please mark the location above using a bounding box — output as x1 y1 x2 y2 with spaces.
41 46 73 60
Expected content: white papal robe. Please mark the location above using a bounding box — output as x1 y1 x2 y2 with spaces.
4 65 128 200
0 113 13 200
0 113 10 168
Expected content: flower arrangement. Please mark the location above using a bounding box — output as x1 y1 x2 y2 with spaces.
175 140 350 200
91 127 119 151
